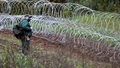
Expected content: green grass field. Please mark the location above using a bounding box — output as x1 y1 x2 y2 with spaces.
0 34 112 68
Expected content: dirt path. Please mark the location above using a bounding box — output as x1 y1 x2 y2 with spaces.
0 30 61 50
0 30 65 60
0 30 86 59
1 30 119 68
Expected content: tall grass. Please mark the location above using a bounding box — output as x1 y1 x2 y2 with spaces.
73 13 120 32
0 34 112 68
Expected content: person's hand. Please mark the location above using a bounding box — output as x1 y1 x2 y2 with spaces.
30 27 32 29
19 28 22 30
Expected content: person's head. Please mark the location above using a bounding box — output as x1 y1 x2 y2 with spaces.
24 14 32 22
25 14 30 19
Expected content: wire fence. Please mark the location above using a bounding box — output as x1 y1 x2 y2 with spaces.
0 0 120 67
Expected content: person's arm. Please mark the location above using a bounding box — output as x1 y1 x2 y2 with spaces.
20 20 31 31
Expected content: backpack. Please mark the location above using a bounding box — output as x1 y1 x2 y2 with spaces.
13 23 24 39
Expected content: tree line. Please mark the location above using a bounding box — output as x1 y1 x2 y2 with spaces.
49 0 120 13
1 0 119 13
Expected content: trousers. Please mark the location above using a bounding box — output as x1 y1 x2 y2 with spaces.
20 37 30 55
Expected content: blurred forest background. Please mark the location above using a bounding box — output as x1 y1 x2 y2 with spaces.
50 0 120 13
70 0 120 14
1 0 120 13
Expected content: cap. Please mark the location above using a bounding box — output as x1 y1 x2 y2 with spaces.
25 14 29 17
25 14 32 18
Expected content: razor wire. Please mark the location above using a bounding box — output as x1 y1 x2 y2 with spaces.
0 0 120 67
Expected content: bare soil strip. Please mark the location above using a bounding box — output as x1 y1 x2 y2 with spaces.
0 30 119 68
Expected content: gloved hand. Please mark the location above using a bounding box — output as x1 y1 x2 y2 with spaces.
27 36 30 40
30 27 32 29
19 28 22 30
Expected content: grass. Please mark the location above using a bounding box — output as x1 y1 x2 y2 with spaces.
23 10 120 47
62 7 120 32
0 35 21 46
0 33 112 68
29 21 120 47
0 2 119 67
73 13 120 31
2 8 120 47
0 46 43 68
3 14 120 47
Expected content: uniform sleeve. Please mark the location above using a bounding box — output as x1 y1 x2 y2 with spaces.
20 20 31 31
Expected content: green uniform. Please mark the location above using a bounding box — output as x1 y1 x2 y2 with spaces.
19 19 32 55
19 19 32 37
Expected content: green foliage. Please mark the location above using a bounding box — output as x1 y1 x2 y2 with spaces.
0 45 76 68
0 28 113 68
0 35 112 68
68 0 120 13
0 35 20 46
34 20 120 46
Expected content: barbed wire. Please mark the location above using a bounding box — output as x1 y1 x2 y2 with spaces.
0 0 120 67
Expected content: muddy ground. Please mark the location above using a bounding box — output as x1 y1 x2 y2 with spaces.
0 30 119 68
